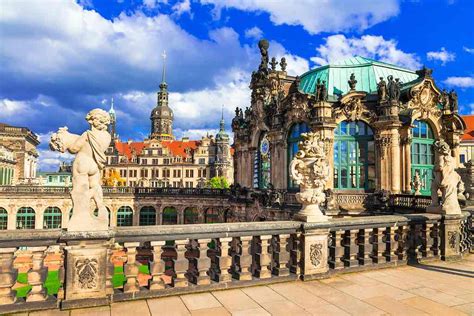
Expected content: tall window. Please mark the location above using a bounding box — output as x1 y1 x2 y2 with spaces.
139 206 156 226
117 206 133 227
0 208 7 230
334 121 375 190
287 123 310 189
43 207 62 229
16 207 35 229
253 134 271 189
162 207 177 225
411 120 435 195
184 207 199 224
204 208 219 223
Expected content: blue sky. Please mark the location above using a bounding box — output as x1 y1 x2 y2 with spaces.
0 0 473 171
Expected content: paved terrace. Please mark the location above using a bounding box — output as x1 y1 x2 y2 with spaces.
19 256 473 316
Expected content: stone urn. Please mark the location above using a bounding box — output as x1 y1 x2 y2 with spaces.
289 132 330 222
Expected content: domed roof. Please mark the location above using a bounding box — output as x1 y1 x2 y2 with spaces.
299 56 419 97
151 105 173 119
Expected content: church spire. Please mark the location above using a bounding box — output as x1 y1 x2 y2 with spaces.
216 105 228 141
157 50 169 107
161 50 167 84
220 104 225 132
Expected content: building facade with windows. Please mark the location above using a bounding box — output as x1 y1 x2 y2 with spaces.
37 162 72 187
0 146 16 185
103 61 233 188
0 123 39 184
459 115 474 166
233 40 465 200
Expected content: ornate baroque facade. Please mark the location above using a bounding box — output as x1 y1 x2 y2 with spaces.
233 40 465 200
0 123 39 184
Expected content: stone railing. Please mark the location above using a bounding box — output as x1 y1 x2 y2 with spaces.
0 186 230 197
389 194 432 212
0 212 471 313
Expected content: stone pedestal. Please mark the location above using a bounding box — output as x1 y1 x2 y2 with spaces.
62 235 110 309
300 227 329 280
440 215 462 261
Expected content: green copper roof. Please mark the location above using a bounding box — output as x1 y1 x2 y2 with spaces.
299 56 419 97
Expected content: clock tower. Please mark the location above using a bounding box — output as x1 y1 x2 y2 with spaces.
150 51 174 141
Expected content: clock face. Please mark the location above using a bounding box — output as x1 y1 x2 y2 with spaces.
260 137 270 155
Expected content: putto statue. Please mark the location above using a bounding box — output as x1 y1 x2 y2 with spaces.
427 140 462 214
289 132 330 222
50 109 111 231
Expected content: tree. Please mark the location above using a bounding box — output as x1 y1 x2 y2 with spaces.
207 176 230 189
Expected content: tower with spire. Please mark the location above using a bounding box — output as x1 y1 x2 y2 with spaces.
150 50 174 141
108 98 117 141
214 105 231 178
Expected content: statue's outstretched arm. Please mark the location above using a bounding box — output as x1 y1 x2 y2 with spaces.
68 133 87 154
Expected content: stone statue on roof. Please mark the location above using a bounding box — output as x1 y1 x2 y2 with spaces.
50 108 111 231
377 77 387 102
348 73 357 91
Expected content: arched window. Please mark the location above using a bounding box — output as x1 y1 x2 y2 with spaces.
0 208 7 230
334 121 375 190
184 207 198 224
411 120 435 195
43 207 62 229
204 208 219 223
16 207 35 229
253 134 271 189
288 122 310 188
162 207 177 225
117 206 133 227
139 206 156 226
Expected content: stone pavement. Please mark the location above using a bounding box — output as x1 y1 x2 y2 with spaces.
20 255 474 316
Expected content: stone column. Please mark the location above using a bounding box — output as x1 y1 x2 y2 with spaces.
404 139 412 193
300 227 329 280
0 248 17 304
7 205 15 230
440 214 462 261
62 233 110 309
390 128 401 193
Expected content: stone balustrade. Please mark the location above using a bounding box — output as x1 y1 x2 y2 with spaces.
0 212 471 314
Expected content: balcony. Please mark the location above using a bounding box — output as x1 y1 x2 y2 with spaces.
0 211 471 314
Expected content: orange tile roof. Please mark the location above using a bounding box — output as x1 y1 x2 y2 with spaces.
114 141 149 160
161 140 200 158
462 115 474 141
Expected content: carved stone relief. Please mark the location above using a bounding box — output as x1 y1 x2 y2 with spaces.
309 243 323 267
75 258 99 290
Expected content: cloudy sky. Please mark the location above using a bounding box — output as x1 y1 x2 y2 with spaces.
0 0 473 171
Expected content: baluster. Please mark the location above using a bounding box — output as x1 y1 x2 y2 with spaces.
123 242 140 293
358 228 372 266
26 246 48 302
234 236 252 280
106 248 115 295
385 226 397 262
149 241 166 290
396 225 408 261
213 237 232 283
0 248 17 304
431 223 440 258
255 235 272 279
414 224 423 261
344 229 359 267
57 247 65 300
289 234 299 274
195 239 211 285
273 234 290 276
173 240 189 288
371 228 386 264
424 223 434 259
329 230 344 270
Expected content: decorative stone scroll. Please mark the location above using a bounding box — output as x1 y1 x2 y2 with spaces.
309 243 323 267
427 140 462 214
289 132 330 222
50 109 111 231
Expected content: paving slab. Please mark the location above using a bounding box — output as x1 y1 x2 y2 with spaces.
364 296 428 316
111 300 150 316
189 307 230 316
304 303 350 316
30 310 70 316
230 307 271 316
401 296 467 316
454 302 474 315
211 289 260 312
70 306 110 316
259 300 311 316
180 293 222 311
318 290 386 315
408 286 469 307
269 282 325 309
241 286 286 304
147 296 190 316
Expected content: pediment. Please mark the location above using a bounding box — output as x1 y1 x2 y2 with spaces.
406 79 442 119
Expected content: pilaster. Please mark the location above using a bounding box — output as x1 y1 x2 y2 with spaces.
299 227 329 280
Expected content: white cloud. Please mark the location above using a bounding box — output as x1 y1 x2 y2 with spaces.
443 77 474 88
172 0 192 17
310 34 421 70
0 99 29 118
36 132 74 171
426 47 455 65
143 0 167 9
200 0 400 34
463 47 474 54
244 26 263 40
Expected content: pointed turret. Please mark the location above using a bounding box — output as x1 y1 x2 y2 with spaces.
108 98 117 141
216 105 229 141
150 50 174 141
